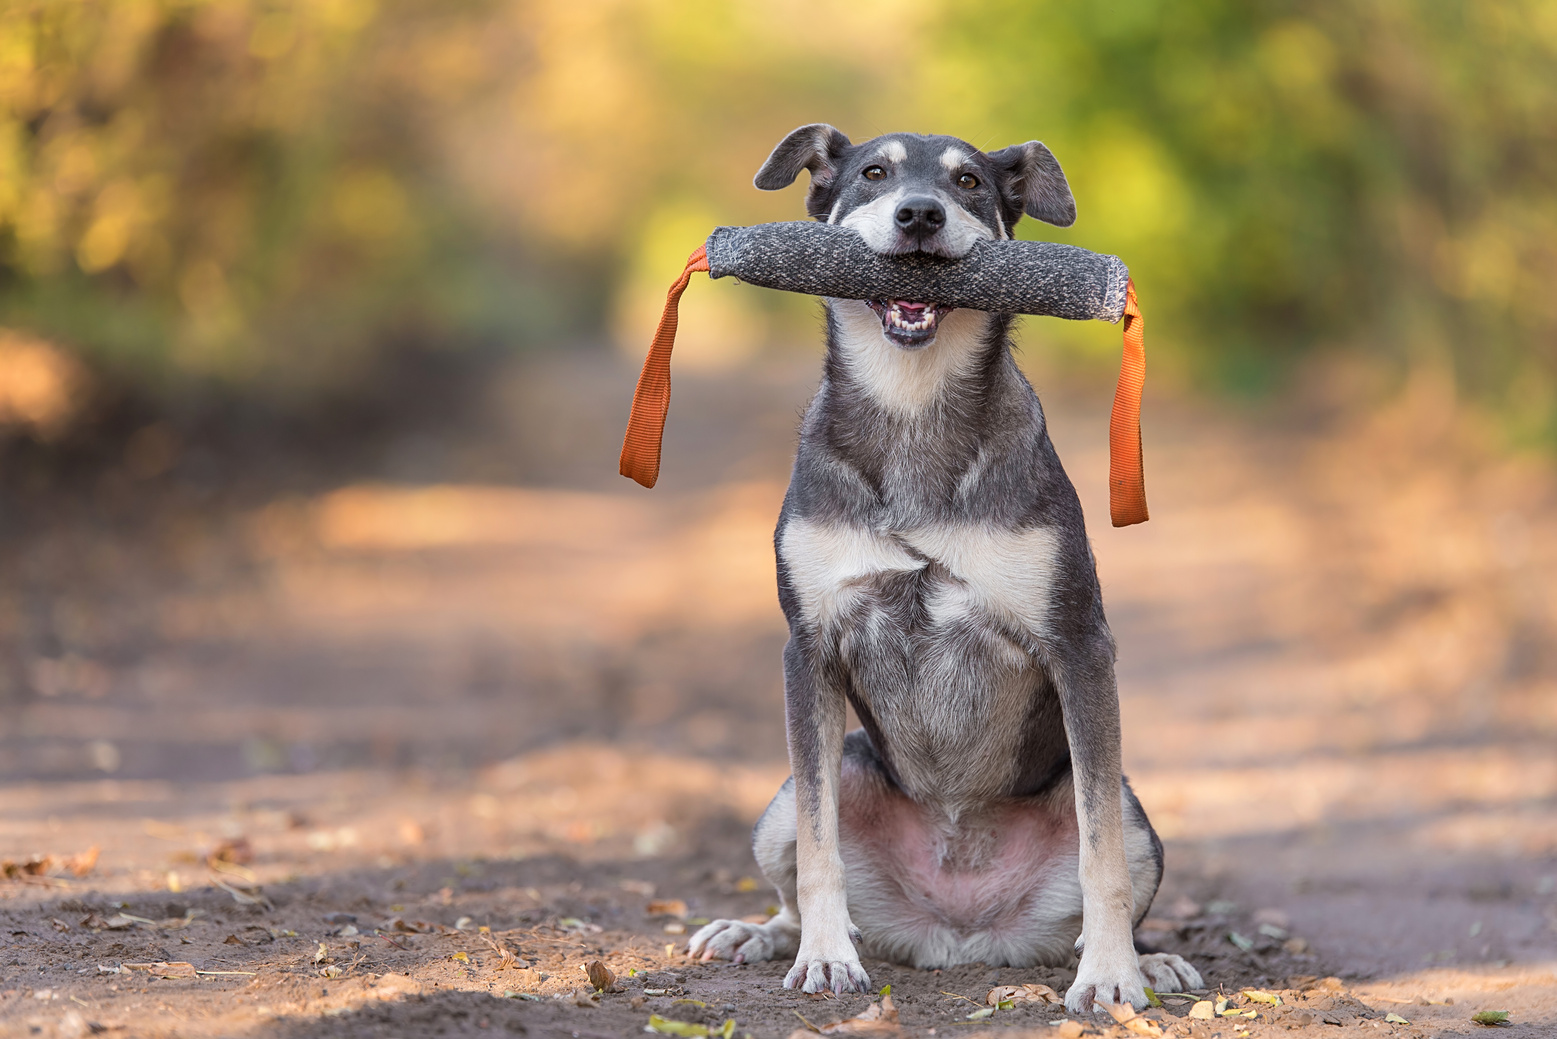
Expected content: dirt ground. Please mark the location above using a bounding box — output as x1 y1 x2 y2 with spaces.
1 343 1555 1038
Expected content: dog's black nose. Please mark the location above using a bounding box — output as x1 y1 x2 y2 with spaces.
895 197 946 239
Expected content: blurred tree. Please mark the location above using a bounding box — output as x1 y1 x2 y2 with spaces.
912 0 1557 431
0 0 591 397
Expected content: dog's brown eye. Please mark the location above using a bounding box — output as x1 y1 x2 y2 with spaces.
862 165 886 181
958 173 979 189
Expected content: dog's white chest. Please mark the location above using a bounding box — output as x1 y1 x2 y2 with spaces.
779 518 1059 637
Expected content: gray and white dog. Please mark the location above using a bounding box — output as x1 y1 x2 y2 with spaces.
687 125 1202 1014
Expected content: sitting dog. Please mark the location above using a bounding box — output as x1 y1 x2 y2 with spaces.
687 125 1202 1014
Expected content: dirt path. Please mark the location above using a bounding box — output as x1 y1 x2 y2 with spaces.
1 347 1554 1038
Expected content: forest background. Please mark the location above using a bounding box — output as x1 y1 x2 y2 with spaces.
2 0 1555 443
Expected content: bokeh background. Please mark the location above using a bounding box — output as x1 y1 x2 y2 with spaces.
2 3 1557 1036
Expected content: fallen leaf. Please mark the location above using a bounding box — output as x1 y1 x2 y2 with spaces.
820 991 899 1034
123 961 196 979
1471 1010 1510 1026
585 960 616 992
664 922 687 935
1057 1022 1084 1039
1227 930 1255 951
207 837 254 868
320 965 344 979
1242 989 1282 1005
223 935 246 946
964 1007 994 1020
64 847 100 877
569 986 599 1007
1105 1004 1137 1024
211 876 269 907
647 1016 733 1037
1143 987 1162 1007
986 983 1061 1007
646 900 689 919
100 914 141 930
1284 936 1312 954
1188 1001 1215 1020
1385 1013 1410 1024
48 918 69 932
387 917 430 933
451 951 469 964
314 942 330 965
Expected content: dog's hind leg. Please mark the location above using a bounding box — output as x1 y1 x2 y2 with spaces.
688 778 803 964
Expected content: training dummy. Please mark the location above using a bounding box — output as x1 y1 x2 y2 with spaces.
618 221 1149 527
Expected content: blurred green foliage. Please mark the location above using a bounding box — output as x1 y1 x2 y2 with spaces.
1 0 1554 434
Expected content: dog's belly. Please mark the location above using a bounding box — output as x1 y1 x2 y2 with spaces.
838 754 1082 968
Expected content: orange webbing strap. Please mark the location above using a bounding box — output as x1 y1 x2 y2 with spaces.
619 243 710 487
1108 279 1148 527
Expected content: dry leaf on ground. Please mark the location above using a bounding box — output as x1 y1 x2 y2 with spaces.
63 846 99 877
1103 1003 1164 1037
819 991 899 1035
207 837 254 867
651 1016 735 1038
646 899 689 918
987 983 1061 1006
123 962 197 979
585 960 617 991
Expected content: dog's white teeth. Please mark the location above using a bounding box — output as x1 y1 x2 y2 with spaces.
887 305 935 333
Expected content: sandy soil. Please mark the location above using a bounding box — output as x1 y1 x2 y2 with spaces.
0 344 1554 1038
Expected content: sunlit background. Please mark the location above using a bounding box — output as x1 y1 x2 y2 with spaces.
2 0 1555 412
1 3 1557 1034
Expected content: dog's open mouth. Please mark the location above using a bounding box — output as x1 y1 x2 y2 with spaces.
867 300 944 348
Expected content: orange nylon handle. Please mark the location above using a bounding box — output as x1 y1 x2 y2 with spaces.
1108 279 1148 526
619 243 710 488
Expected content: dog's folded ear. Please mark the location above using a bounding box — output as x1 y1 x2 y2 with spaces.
755 124 853 192
987 141 1077 228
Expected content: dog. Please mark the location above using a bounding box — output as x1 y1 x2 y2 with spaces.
686 125 1202 1014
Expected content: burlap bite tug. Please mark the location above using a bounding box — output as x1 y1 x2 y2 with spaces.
619 222 1149 527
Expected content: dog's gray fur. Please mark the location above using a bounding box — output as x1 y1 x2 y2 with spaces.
687 126 1201 1014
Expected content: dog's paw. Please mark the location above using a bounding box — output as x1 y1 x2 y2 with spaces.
1066 952 1148 1014
783 940 871 994
687 918 788 964
1138 952 1203 993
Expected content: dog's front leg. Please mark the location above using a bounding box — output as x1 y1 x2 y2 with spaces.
1055 648 1147 1014
781 635 870 994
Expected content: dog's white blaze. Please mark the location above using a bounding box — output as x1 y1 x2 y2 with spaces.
780 518 1059 637
939 147 969 171
877 139 908 163
839 189 992 259
838 189 908 252
831 302 989 414
940 200 996 255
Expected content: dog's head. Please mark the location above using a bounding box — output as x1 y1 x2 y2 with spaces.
755 125 1076 348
